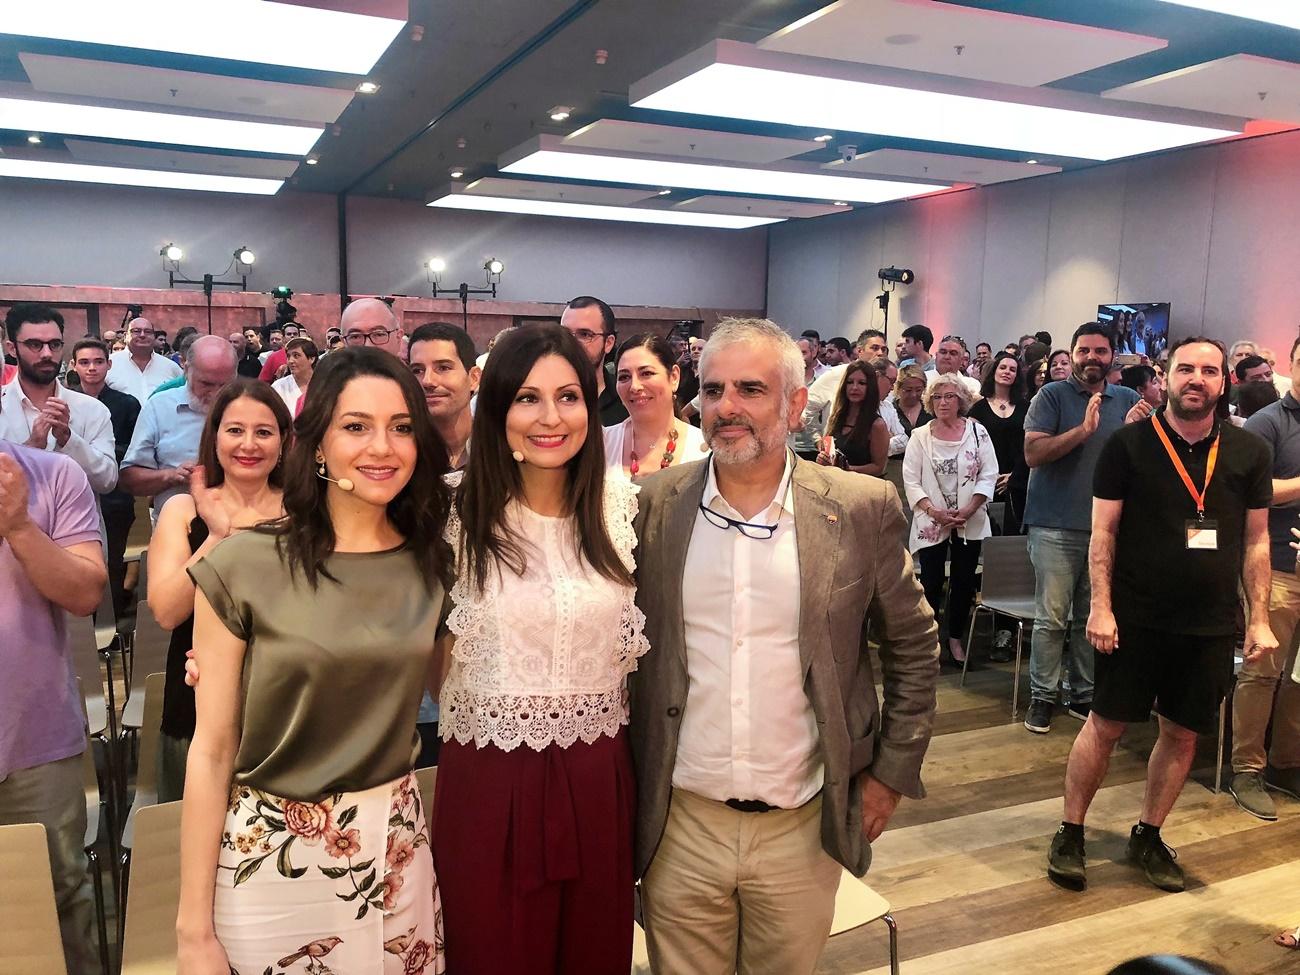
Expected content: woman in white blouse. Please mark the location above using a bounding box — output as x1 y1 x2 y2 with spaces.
433 324 649 972
903 372 999 664
270 336 317 416
603 333 707 480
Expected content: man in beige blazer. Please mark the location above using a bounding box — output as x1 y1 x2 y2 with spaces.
630 317 940 974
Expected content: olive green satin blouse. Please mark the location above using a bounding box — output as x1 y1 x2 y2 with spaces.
188 530 442 801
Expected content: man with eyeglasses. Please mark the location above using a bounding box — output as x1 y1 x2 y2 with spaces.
106 316 182 403
561 295 628 426
336 297 403 355
0 304 117 495
631 317 939 975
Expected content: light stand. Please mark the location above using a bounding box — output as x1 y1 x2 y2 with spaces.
425 259 504 331
875 266 915 347
162 244 256 334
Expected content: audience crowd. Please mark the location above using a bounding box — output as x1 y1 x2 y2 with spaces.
3 295 1298 975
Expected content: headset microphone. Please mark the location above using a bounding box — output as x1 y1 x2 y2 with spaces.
316 465 355 492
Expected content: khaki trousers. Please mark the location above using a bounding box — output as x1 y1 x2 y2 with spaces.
641 789 842 975
1233 571 1300 772
0 753 98 975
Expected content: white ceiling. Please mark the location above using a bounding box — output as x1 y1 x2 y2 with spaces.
825 147 1061 184
462 175 661 204
674 195 849 217
19 53 355 125
561 118 820 164
760 0 1168 87
62 140 301 178
1102 54 1300 124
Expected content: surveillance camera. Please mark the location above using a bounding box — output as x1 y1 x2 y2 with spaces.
838 144 858 163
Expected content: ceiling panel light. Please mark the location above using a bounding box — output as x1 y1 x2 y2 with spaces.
500 137 946 203
0 97 321 155
1 3 405 75
27 133 41 144
549 105 573 122
0 158 282 194
630 41 1241 161
428 192 782 229
1154 1 1300 30
356 81 381 95
813 133 833 141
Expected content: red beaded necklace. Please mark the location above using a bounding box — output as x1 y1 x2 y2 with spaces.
629 426 679 477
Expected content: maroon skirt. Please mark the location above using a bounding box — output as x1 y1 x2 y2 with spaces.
431 728 635 974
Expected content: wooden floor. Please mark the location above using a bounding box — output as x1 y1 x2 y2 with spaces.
817 664 1300 974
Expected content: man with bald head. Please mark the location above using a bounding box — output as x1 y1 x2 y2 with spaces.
340 297 402 350
106 317 182 403
120 335 236 511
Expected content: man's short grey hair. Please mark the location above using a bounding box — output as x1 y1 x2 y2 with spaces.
1229 340 1258 357
699 317 806 402
922 372 975 414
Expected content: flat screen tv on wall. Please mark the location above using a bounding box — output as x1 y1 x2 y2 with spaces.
1097 302 1170 359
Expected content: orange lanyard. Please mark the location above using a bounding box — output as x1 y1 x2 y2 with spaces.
1151 414 1219 521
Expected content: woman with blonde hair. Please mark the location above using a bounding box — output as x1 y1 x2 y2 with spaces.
902 372 999 663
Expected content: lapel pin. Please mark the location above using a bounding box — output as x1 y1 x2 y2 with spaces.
826 514 838 525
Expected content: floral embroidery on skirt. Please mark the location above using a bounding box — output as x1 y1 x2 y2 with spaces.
215 771 444 975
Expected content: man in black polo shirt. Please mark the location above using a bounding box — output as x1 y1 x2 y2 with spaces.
560 295 628 426
1047 337 1274 894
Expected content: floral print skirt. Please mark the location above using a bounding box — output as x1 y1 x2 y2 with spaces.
215 770 445 975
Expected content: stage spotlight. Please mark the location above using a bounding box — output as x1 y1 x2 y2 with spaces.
235 246 256 267
160 242 183 262
485 258 505 276
878 266 914 284
427 257 447 275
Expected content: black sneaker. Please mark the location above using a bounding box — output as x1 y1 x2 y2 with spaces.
1024 699 1053 734
1127 826 1185 893
1047 825 1087 891
1066 700 1092 722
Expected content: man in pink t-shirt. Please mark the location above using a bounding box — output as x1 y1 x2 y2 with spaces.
0 428 107 975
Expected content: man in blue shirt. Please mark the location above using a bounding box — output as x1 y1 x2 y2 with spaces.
119 336 236 512
1021 322 1149 734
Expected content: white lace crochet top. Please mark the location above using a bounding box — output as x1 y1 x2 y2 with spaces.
440 477 650 752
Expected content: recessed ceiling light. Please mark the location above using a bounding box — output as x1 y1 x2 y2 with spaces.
26 133 41 144
0 158 282 194
1154 1 1300 30
549 106 573 122
428 191 782 229
356 81 381 95
500 140 947 204
630 41 1240 160
2 3 404 74
833 201 847 206
657 188 672 195
813 133 833 142
1026 158 1038 164
305 154 319 165
0 97 321 155
449 167 465 179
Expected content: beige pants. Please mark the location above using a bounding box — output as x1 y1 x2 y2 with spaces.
641 789 841 975
0 753 98 975
1233 571 1300 772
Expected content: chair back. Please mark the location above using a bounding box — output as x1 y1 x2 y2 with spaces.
136 673 167 802
68 612 109 738
829 868 892 936
978 535 1036 615
0 823 69 975
119 801 182 975
122 597 170 731
415 765 438 814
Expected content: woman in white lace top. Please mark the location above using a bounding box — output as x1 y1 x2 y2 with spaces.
432 324 649 973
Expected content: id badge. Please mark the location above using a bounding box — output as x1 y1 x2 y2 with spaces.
1186 519 1218 551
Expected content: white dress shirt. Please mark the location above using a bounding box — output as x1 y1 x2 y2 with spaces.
105 350 182 403
801 362 849 438
0 379 117 493
271 374 303 415
676 452 823 808
879 396 908 457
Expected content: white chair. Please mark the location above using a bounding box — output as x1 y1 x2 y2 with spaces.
962 535 1037 719
119 801 183 975
118 672 165 930
0 823 69 975
829 869 899 975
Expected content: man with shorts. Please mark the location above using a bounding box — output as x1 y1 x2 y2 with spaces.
1047 337 1274 893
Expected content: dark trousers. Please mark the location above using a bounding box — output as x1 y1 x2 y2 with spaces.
416 721 441 769
433 730 635 974
917 535 983 645
102 504 135 621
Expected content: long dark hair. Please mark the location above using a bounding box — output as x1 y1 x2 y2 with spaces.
197 379 292 489
827 361 880 455
615 332 677 374
457 324 631 592
256 347 454 593
979 350 1027 405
